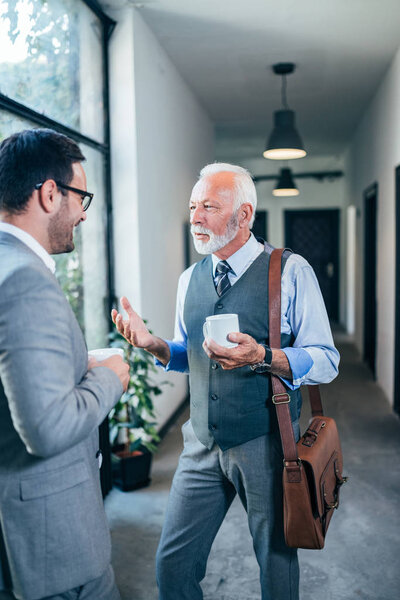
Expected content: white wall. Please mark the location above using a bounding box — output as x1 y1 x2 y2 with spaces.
109 11 141 316
345 46 400 405
346 205 357 336
108 6 214 429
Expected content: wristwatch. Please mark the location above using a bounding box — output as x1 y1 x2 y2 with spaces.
250 344 273 373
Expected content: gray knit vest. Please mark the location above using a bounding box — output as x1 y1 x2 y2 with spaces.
183 245 302 450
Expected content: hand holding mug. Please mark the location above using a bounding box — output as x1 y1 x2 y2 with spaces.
88 347 130 391
202 331 264 371
202 313 239 348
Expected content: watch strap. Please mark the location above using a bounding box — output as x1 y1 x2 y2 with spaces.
250 343 272 371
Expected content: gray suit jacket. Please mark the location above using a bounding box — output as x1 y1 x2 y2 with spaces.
0 232 123 600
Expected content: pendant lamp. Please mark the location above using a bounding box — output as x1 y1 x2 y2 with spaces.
272 168 299 197
263 63 306 160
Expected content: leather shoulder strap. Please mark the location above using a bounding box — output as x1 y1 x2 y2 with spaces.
308 385 324 417
268 248 283 349
269 248 324 417
269 249 325 468
269 249 299 466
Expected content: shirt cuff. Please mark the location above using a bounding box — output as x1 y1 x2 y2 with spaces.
280 347 314 389
154 340 189 373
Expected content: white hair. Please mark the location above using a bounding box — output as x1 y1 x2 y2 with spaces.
199 162 257 228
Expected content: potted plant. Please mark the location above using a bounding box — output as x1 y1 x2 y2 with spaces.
108 330 167 491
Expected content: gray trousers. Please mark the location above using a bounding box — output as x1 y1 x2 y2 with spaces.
156 419 300 600
0 565 120 600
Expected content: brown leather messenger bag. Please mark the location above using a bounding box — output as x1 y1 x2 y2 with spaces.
269 248 347 549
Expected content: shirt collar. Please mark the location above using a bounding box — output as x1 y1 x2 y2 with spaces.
211 232 261 277
0 222 56 274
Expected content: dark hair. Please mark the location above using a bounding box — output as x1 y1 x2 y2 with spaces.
0 128 85 213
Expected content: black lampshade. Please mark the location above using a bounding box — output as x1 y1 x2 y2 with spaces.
264 110 306 160
273 168 299 196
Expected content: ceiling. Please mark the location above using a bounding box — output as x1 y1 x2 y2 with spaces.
102 0 400 159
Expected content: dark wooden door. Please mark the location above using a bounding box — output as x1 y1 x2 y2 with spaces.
285 209 340 322
252 210 268 241
363 184 378 378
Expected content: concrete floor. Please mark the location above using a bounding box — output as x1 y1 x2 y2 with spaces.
106 341 400 600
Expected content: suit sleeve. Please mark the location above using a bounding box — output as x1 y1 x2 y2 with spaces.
0 266 123 458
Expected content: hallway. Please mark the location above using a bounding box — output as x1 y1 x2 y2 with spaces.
106 341 400 600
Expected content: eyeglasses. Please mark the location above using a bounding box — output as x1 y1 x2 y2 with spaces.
35 181 94 211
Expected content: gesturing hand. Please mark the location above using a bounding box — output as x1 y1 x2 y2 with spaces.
202 332 264 370
111 296 154 349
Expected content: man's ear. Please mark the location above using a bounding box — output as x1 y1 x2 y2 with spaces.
239 203 253 227
36 180 61 214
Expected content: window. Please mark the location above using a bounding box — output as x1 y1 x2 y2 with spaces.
0 0 105 140
0 0 114 349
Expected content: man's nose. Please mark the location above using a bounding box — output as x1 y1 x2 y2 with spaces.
80 210 87 222
190 205 203 223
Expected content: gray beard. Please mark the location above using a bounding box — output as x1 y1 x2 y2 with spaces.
191 211 239 255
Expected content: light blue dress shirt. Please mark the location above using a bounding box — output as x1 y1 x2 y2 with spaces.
156 233 339 389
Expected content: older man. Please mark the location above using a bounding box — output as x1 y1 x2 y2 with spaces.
0 129 129 600
112 163 339 600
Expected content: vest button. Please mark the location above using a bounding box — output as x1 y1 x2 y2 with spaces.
211 424 217 430
217 303 223 309
211 394 218 401
211 363 218 370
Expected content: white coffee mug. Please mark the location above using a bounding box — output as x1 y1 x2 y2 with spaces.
203 313 239 348
88 347 124 361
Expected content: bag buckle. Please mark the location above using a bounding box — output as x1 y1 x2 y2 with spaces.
272 393 290 405
283 458 302 468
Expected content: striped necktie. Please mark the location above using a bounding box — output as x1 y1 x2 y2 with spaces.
215 260 232 296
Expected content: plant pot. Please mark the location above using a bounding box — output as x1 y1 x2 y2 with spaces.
111 445 153 491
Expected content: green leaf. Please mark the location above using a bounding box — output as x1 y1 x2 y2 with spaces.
129 439 142 453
